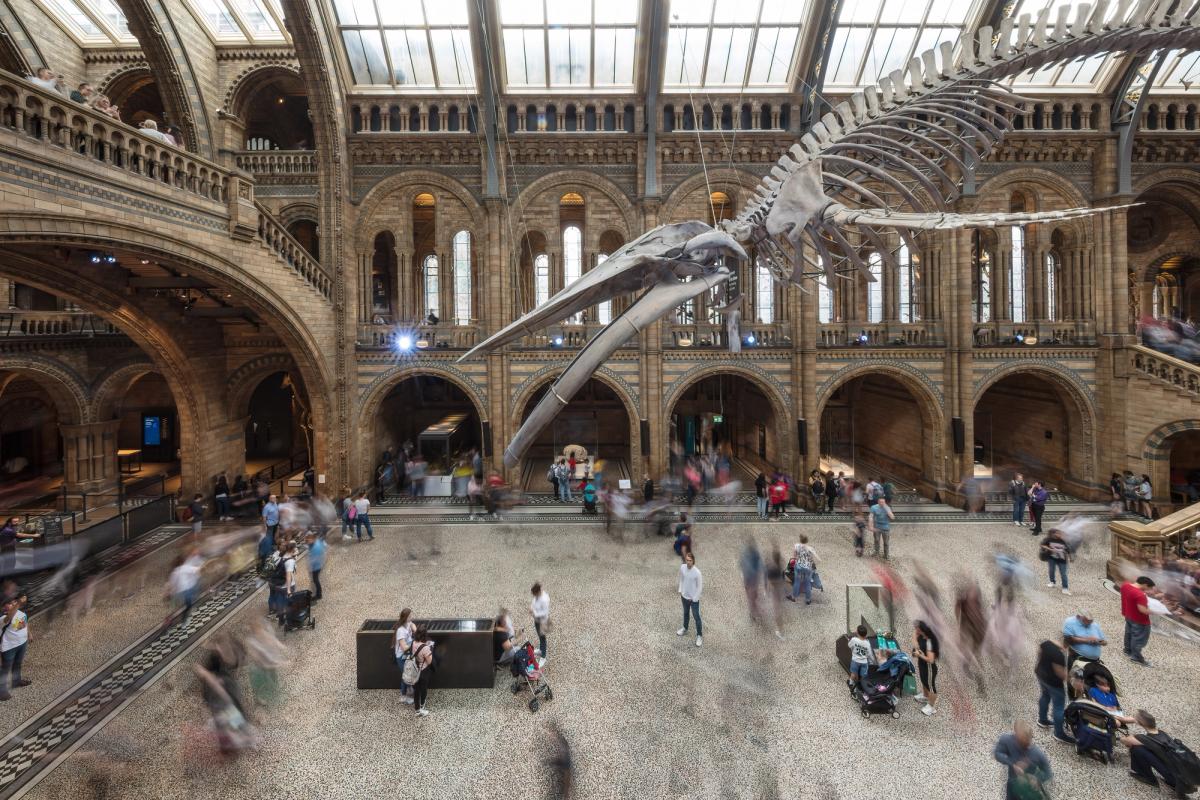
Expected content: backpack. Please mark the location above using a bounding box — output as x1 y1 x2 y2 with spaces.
1145 733 1200 791
270 558 288 588
547 467 557 485
402 643 426 684
811 480 824 497
346 501 357 520
784 557 796 584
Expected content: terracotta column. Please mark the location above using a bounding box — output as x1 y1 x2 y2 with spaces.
60 420 121 494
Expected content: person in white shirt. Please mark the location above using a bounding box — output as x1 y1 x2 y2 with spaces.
139 119 169 143
354 492 373 540
26 67 60 94
393 608 416 704
677 551 704 647
1 595 31 700
166 548 203 627
530 582 550 661
847 624 874 686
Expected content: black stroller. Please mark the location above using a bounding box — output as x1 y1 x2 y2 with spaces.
283 589 316 633
1065 660 1124 763
849 653 915 719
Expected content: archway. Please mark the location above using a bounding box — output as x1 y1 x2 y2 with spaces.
669 374 779 483
1163 429 1200 507
973 371 1090 496
0 388 63 502
376 375 483 480
245 371 302 464
517 377 632 492
234 70 313 150
113 372 180 470
104 70 168 131
819 374 937 494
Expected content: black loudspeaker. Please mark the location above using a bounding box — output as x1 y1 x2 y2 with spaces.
797 419 808 455
481 421 492 457
640 419 650 445
952 417 965 454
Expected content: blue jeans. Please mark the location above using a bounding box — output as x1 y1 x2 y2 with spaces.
1 642 27 691
1012 498 1027 523
340 514 351 536
792 565 813 603
535 619 548 657
1038 679 1067 739
851 660 871 682
1124 619 1150 661
1048 559 1068 589
356 514 373 540
756 496 768 518
216 495 231 517
681 596 702 636
559 480 573 501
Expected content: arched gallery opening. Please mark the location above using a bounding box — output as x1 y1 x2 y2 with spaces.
0 382 62 495
376 375 481 473
820 374 932 493
518 377 630 491
115 372 180 468
1159 429 1200 506
973 372 1082 492
239 71 314 150
245 371 307 465
669 374 779 482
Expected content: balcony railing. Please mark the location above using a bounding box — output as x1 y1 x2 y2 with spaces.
1131 344 1200 399
255 202 331 299
357 323 479 350
0 70 229 205
0 311 121 337
666 322 791 349
233 150 317 178
818 322 943 347
972 320 1095 347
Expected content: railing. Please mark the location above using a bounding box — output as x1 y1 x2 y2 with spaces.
972 320 1095 347
255 201 332 299
0 70 229 205
233 149 317 177
1130 344 1200 398
1108 501 1200 582
665 321 792 348
357 323 479 350
0 311 121 337
818 322 942 347
250 451 310 486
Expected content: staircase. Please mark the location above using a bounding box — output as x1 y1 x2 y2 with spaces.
1130 344 1200 400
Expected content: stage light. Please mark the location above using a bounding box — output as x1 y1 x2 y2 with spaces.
1014 333 1024 343
90 255 101 263
416 338 430 349
395 334 413 352
105 255 117 263
743 334 756 346
858 331 869 344
552 336 564 347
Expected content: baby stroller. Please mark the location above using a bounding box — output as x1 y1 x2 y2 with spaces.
282 589 316 633
509 641 553 712
849 652 914 719
1065 660 1125 763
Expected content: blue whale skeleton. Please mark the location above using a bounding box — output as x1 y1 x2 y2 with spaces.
463 2 1198 468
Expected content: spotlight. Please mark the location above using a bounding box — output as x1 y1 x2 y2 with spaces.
552 336 564 347
858 331 869 344
395 334 413 352
1014 333 1024 343
743 333 756 347
90 254 101 264
104 255 117 264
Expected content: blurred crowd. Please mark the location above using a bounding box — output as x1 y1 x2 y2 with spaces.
1139 315 1200 364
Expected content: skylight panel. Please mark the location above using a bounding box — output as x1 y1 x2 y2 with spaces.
337 0 476 90
824 0 969 89
500 1 637 91
39 0 141 43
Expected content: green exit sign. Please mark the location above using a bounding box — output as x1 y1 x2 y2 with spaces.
712 415 724 423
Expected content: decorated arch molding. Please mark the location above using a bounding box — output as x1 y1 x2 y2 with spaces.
226 353 297 420
509 363 641 428
972 360 1098 482
659 168 763 224
661 361 790 425
354 170 485 249
1132 168 1200 197
512 170 637 241
277 202 320 229
1136 249 1200 283
90 359 156 421
1143 419 1200 462
817 360 944 416
0 354 91 424
359 363 489 428
97 61 153 97
222 62 302 117
967 167 1091 213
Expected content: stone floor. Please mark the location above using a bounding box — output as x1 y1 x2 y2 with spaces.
15 518 1200 800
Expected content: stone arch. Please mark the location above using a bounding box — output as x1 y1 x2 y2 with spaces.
277 202 320 229
223 62 302 118
1137 249 1200 283
661 361 793 473
354 171 485 249
90 359 157 422
972 361 1097 485
512 170 636 242
817 361 946 486
356 364 490 483
1143 420 1200 462
97 61 153 97
1133 168 1200 198
969 167 1090 212
0 354 90 424
508 366 642 470
659 168 763 223
226 353 297 420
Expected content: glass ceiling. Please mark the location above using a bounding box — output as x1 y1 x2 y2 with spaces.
36 0 136 45
334 0 475 89
499 0 639 91
38 0 288 45
1005 0 1116 91
824 0 968 91
662 0 809 92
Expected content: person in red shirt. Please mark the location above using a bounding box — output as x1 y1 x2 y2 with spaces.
1120 576 1155 666
769 479 789 520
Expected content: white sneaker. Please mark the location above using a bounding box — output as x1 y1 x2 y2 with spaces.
921 704 936 716
1014 521 1021 526
695 636 702 647
913 694 926 703
402 696 414 704
417 708 430 717
1062 589 1072 596
1046 582 1056 588
677 628 686 636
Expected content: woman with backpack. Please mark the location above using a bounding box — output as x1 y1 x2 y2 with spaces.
404 625 435 717
809 471 825 514
393 608 415 705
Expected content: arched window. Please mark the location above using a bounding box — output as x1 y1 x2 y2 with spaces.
596 253 612 324
818 277 833 324
973 231 991 323
867 253 883 324
563 225 582 323
1010 226 1026 323
755 258 774 323
534 254 550 307
1045 252 1058 321
423 254 440 319
898 243 920 323
453 230 471 325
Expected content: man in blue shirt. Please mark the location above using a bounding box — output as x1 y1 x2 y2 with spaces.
1062 611 1106 667
262 495 280 539
994 721 1053 800
306 531 326 601
867 497 894 559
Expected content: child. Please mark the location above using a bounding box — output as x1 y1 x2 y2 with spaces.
851 508 866 557
848 624 873 685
